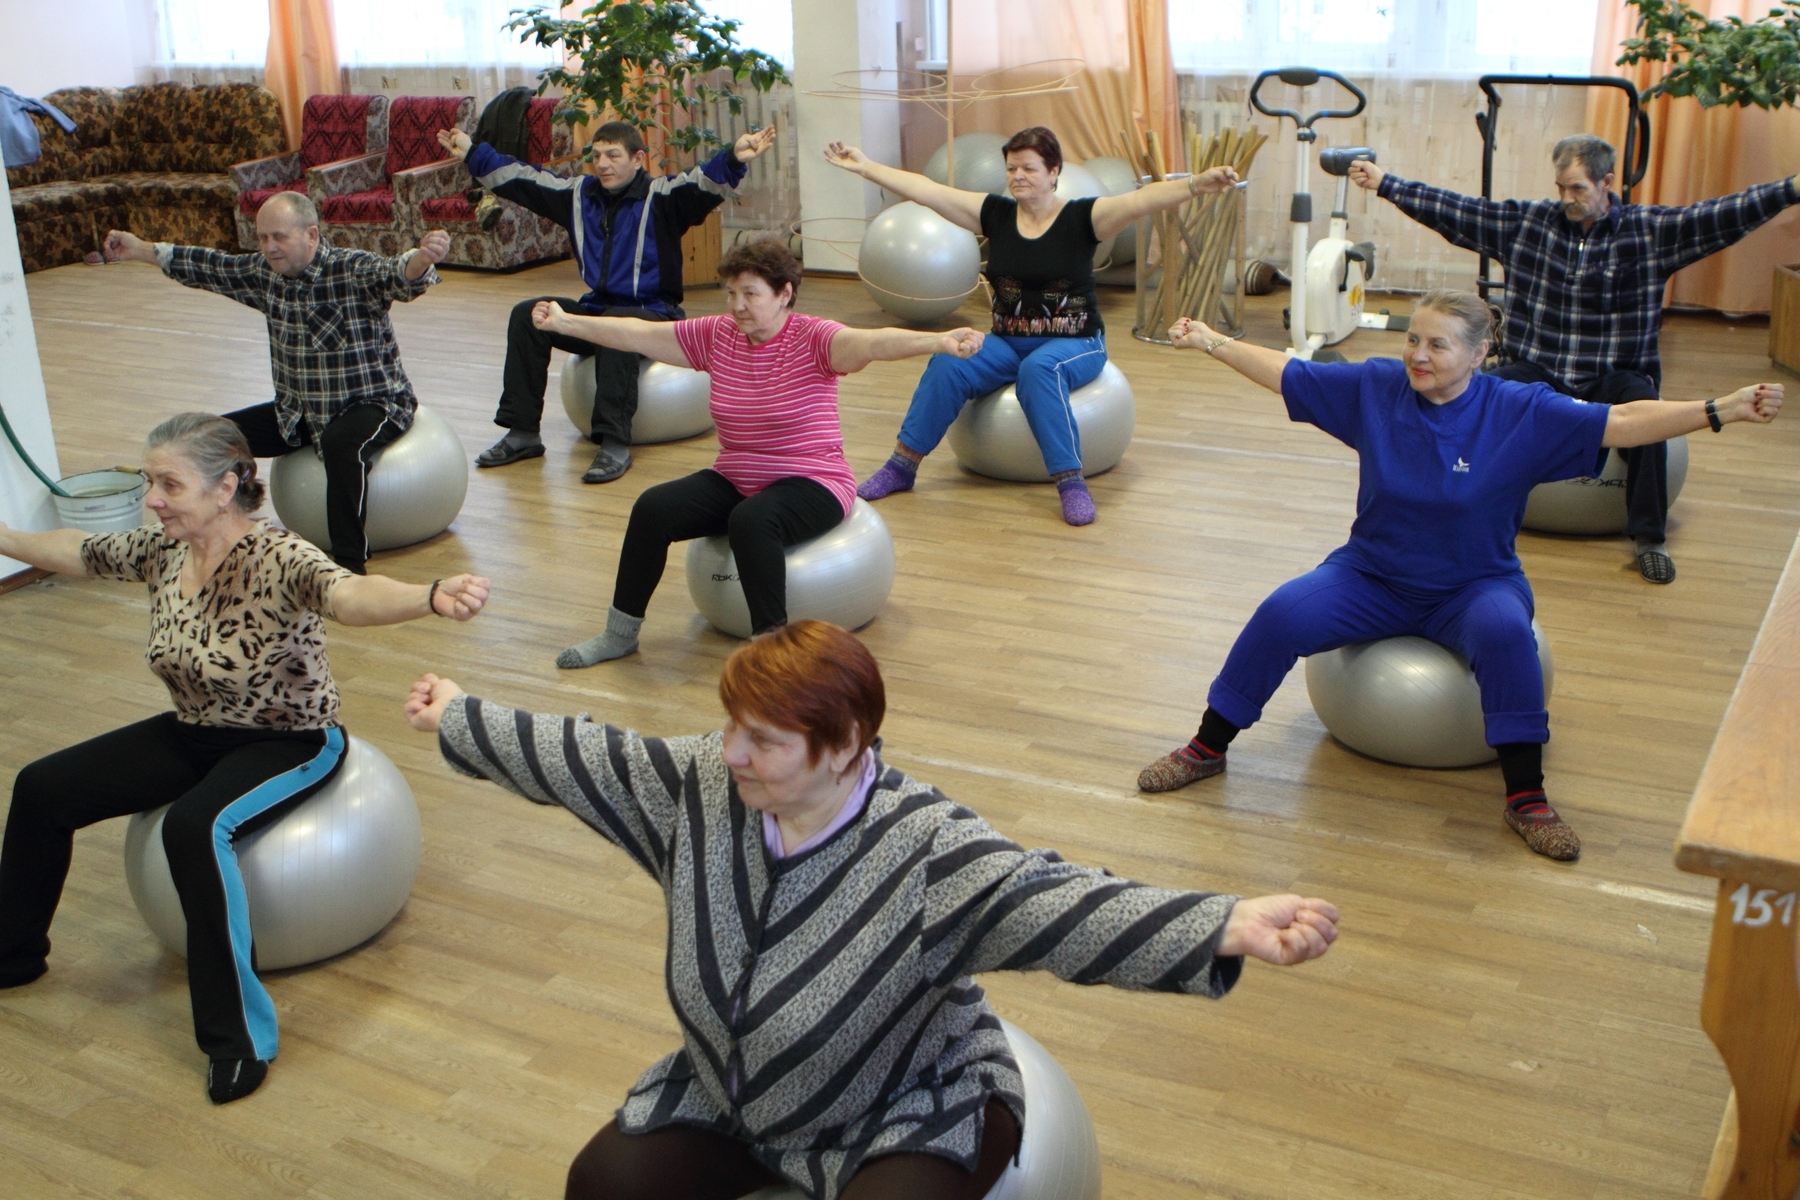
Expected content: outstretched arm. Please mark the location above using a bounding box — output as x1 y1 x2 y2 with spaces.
1603 383 1782 448
1350 162 1522 259
823 142 985 234
532 301 690 368
1169 316 1289 394
828 326 983 375
0 523 91 576
333 572 488 627
1089 166 1239 241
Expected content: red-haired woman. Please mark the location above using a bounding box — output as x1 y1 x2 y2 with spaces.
825 126 1240 525
404 621 1338 1200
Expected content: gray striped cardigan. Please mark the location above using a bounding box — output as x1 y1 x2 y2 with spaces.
440 696 1242 1199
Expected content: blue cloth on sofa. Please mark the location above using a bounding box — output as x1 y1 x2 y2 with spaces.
0 88 76 169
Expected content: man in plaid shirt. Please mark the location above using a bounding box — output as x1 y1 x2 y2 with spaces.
104 192 450 573
1352 136 1798 583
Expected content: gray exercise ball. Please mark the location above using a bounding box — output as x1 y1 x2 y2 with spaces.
270 405 468 553
1052 161 1117 269
923 131 1012 196
559 355 716 445
1522 436 1689 535
947 361 1136 482
685 498 895 639
1304 620 1556 769
859 201 983 323
122 736 422 970
1081 155 1139 265
741 1018 1101 1200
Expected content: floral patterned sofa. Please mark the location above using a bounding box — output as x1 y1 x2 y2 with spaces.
310 95 475 258
5 82 285 273
410 97 573 270
229 94 389 249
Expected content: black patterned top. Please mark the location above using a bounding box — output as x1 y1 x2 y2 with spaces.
80 522 349 729
980 193 1103 338
438 695 1242 1200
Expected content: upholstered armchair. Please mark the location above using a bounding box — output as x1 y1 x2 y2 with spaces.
401 97 574 270
229 95 389 249
309 95 473 257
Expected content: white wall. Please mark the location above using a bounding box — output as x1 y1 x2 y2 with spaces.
0 0 158 98
0 168 61 577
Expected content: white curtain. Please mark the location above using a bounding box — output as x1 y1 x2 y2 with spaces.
334 0 560 111
146 0 269 84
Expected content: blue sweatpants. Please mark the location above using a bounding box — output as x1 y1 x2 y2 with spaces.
897 333 1107 476
1208 561 1549 746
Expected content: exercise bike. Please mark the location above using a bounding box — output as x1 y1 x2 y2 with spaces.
1249 66 1407 361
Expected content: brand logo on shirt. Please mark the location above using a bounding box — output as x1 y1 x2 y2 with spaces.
1452 457 1471 473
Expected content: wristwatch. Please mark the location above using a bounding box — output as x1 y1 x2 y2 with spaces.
1705 398 1723 432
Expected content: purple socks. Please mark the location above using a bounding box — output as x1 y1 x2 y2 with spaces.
1056 476 1095 526
858 454 918 501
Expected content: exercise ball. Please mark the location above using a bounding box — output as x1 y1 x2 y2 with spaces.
685 498 895 639
859 201 983 323
923 131 1012 196
122 736 422 970
1082 155 1139 265
1051 161 1116 269
1522 436 1689 535
559 355 715 444
947 362 1136 482
270 406 468 553
1304 620 1556 769
741 1017 1101 1200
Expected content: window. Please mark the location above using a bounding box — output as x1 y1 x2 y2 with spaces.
334 0 561 68
700 0 793 68
155 0 269 65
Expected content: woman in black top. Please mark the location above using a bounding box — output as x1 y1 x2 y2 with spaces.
826 127 1237 524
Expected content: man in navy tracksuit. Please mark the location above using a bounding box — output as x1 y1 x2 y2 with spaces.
437 120 776 482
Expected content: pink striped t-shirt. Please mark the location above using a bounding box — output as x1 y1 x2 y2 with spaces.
672 313 857 515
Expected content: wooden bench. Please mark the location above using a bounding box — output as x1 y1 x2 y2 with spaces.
1677 528 1800 1199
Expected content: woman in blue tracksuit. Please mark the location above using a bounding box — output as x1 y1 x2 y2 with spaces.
1135 290 1783 860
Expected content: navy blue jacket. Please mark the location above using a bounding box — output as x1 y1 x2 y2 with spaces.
468 142 744 315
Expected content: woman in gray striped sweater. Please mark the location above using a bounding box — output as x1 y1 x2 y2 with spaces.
404 621 1338 1200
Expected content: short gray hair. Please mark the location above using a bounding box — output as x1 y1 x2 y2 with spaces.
1551 134 1616 185
260 190 320 230
1413 289 1495 355
145 412 265 513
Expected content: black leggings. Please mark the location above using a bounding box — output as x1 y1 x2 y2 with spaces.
228 401 402 571
1489 360 1668 541
565 1097 1020 1200
0 715 343 1060
614 469 844 634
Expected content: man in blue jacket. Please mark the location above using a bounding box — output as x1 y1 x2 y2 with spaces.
438 120 776 482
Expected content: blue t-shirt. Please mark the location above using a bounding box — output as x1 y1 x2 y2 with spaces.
1282 357 1610 591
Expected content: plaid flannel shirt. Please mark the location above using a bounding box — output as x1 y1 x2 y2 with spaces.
1378 174 1797 393
156 242 438 446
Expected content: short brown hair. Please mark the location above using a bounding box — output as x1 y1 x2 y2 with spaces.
1551 134 1615 185
718 620 885 764
591 120 646 158
1001 126 1062 175
717 236 802 306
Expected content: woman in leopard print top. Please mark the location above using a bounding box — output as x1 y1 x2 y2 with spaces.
0 413 488 1104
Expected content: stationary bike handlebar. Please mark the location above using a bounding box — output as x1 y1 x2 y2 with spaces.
1250 67 1368 130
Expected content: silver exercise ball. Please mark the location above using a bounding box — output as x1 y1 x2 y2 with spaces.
122 736 422 970
270 405 468 552
559 355 715 444
685 498 895 639
859 201 983 323
741 1017 1101 1200
1082 155 1139 265
947 361 1136 482
924 131 1012 196
1304 620 1556 769
1522 436 1689 535
1053 161 1116 269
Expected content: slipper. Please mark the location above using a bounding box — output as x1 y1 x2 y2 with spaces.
582 445 633 484
476 436 544 468
1635 548 1676 584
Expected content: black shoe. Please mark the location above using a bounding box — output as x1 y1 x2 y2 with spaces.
582 445 633 484
0 957 48 988
1636 548 1676 584
207 1057 269 1104
476 434 545 468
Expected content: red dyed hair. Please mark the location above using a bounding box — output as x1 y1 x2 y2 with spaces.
1001 126 1062 175
718 621 886 764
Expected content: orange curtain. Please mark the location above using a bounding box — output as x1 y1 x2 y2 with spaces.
1588 0 1800 313
265 0 341 153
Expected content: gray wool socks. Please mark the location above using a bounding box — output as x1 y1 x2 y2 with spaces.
556 605 644 669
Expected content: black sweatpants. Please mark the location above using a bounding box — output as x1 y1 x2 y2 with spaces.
614 469 843 634
227 401 402 572
0 715 344 1060
1489 361 1668 541
495 296 676 443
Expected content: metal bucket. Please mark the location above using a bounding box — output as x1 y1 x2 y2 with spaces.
53 470 149 535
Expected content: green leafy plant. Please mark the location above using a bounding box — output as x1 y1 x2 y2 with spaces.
508 0 788 164
1617 0 1800 109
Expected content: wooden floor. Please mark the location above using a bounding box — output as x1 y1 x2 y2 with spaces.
3 255 1798 1200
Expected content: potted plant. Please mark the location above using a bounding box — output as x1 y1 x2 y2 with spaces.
1616 0 1800 372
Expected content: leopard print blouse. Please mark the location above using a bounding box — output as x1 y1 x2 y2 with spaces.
80 522 350 729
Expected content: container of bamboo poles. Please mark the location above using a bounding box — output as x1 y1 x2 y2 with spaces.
1124 124 1268 344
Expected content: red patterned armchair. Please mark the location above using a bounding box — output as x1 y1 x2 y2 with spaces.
229 95 389 249
309 95 474 257
407 97 573 270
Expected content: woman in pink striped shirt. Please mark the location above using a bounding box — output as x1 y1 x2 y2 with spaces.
535 239 982 667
